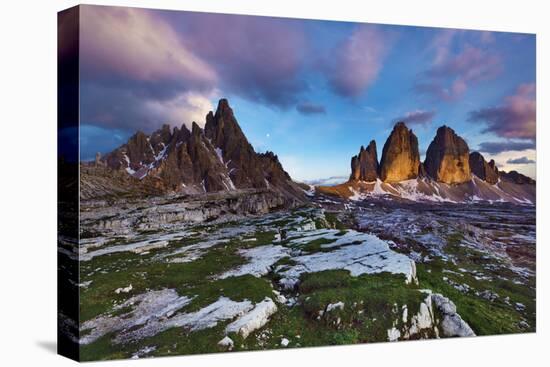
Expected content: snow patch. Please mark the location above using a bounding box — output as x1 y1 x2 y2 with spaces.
214 147 224 164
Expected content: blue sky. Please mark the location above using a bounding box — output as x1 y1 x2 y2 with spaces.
77 5 536 180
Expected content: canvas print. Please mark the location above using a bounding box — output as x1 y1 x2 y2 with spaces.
58 4 536 361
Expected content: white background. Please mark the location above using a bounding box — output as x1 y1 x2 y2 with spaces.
0 0 547 365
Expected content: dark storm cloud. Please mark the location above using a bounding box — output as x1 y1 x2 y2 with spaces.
80 83 214 133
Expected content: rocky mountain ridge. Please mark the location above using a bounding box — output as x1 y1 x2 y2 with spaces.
84 99 305 205
320 122 535 204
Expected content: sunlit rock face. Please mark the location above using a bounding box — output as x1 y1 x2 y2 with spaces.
469 152 499 184
424 126 471 184
350 140 379 182
379 122 420 183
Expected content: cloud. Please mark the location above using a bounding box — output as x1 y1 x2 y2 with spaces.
481 149 536 179
172 12 308 108
80 6 217 95
415 30 502 101
325 25 394 97
393 110 435 126
468 83 536 140
79 6 219 135
79 6 310 137
296 102 326 115
144 92 215 129
81 83 214 132
477 140 535 154
506 156 535 164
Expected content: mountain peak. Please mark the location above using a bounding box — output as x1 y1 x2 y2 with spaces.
216 98 233 118
351 140 379 182
98 98 305 203
394 121 408 130
191 121 202 136
379 123 420 182
469 151 498 184
425 126 470 184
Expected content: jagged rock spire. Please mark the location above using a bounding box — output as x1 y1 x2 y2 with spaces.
424 126 471 184
350 140 379 181
379 122 420 182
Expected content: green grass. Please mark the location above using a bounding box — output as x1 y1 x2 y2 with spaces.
79 239 243 321
298 269 352 293
78 226 280 360
78 207 536 360
242 231 276 247
301 237 337 253
241 270 426 349
79 272 272 360
324 212 347 230
430 231 536 334
416 259 534 335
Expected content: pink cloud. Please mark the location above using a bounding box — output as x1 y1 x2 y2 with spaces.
79 6 311 132
326 25 394 97
173 12 308 107
469 83 536 140
416 30 503 101
394 110 436 126
80 6 217 90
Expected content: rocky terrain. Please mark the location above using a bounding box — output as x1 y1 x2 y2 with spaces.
59 203 493 361
59 192 535 360
62 106 535 360
318 121 535 204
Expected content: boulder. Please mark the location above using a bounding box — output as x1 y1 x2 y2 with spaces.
217 336 234 350
225 297 278 339
431 294 475 337
424 126 471 184
379 122 420 182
